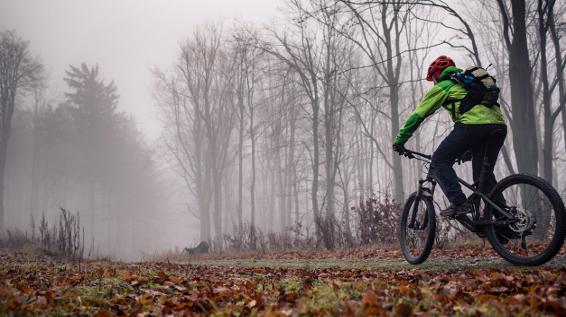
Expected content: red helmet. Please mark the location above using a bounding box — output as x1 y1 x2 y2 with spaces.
426 56 455 81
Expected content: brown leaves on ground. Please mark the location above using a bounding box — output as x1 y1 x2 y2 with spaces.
1 250 566 316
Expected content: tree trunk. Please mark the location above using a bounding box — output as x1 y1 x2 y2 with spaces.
324 97 336 249
89 178 95 238
249 102 257 249
199 193 211 243
311 99 321 242
538 0 554 184
223 170 232 231
30 100 40 226
293 166 299 238
200 145 213 243
0 139 6 236
343 187 351 245
275 129 286 232
383 4 404 203
286 100 297 232
0 89 16 237
507 0 539 175
237 101 244 231
213 172 223 250
549 3 566 177
390 84 404 202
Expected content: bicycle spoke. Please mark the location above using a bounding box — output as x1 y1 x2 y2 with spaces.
487 176 564 265
403 197 433 261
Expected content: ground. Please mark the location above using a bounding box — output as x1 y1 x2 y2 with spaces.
1 244 566 316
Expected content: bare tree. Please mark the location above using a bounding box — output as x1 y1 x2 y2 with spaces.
494 0 539 175
0 31 43 234
155 25 237 249
261 0 355 247
255 16 324 242
536 0 566 184
551 3 566 155
233 35 248 232
243 40 259 246
333 0 418 202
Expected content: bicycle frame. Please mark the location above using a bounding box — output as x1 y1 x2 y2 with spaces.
405 149 517 233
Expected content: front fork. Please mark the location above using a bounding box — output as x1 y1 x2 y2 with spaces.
408 177 436 229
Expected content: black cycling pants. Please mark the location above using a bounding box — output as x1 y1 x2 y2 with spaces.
431 123 507 206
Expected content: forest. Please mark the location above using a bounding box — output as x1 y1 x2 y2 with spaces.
152 0 566 252
4 0 562 254
1 0 566 315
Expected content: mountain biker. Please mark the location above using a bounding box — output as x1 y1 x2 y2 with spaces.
392 56 507 217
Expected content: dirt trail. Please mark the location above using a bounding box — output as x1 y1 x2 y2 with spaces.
182 244 566 271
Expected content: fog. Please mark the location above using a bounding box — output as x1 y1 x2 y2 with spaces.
0 0 282 260
0 0 281 141
1 0 565 261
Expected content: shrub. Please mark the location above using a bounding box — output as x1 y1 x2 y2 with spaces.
1 208 86 259
354 195 401 245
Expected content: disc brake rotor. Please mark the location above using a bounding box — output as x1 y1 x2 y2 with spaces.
509 208 536 234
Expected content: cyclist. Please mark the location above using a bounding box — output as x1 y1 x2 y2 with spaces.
393 56 507 217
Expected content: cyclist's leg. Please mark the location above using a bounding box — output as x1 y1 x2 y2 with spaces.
431 123 474 206
471 125 507 197
472 126 509 242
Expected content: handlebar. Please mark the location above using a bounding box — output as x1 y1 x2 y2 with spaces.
401 149 432 161
401 149 471 165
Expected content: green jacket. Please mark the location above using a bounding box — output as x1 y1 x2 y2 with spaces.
394 66 506 145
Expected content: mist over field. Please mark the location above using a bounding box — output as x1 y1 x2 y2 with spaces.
0 0 281 260
0 0 565 263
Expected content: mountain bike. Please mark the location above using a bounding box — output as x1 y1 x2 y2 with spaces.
398 148 566 266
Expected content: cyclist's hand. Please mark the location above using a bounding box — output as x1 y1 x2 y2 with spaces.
393 143 406 156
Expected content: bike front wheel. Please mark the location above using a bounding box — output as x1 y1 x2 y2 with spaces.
485 174 566 266
399 192 436 264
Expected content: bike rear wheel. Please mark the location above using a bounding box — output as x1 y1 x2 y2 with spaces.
399 193 436 264
485 174 566 266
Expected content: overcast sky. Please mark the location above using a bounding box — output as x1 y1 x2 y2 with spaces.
0 0 283 141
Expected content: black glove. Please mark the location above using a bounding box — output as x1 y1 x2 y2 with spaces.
393 143 406 155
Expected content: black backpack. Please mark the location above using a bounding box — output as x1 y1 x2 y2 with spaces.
450 66 500 114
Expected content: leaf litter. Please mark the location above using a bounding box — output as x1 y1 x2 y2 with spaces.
1 249 565 316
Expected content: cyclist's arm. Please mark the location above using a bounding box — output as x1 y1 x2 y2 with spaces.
394 85 449 145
